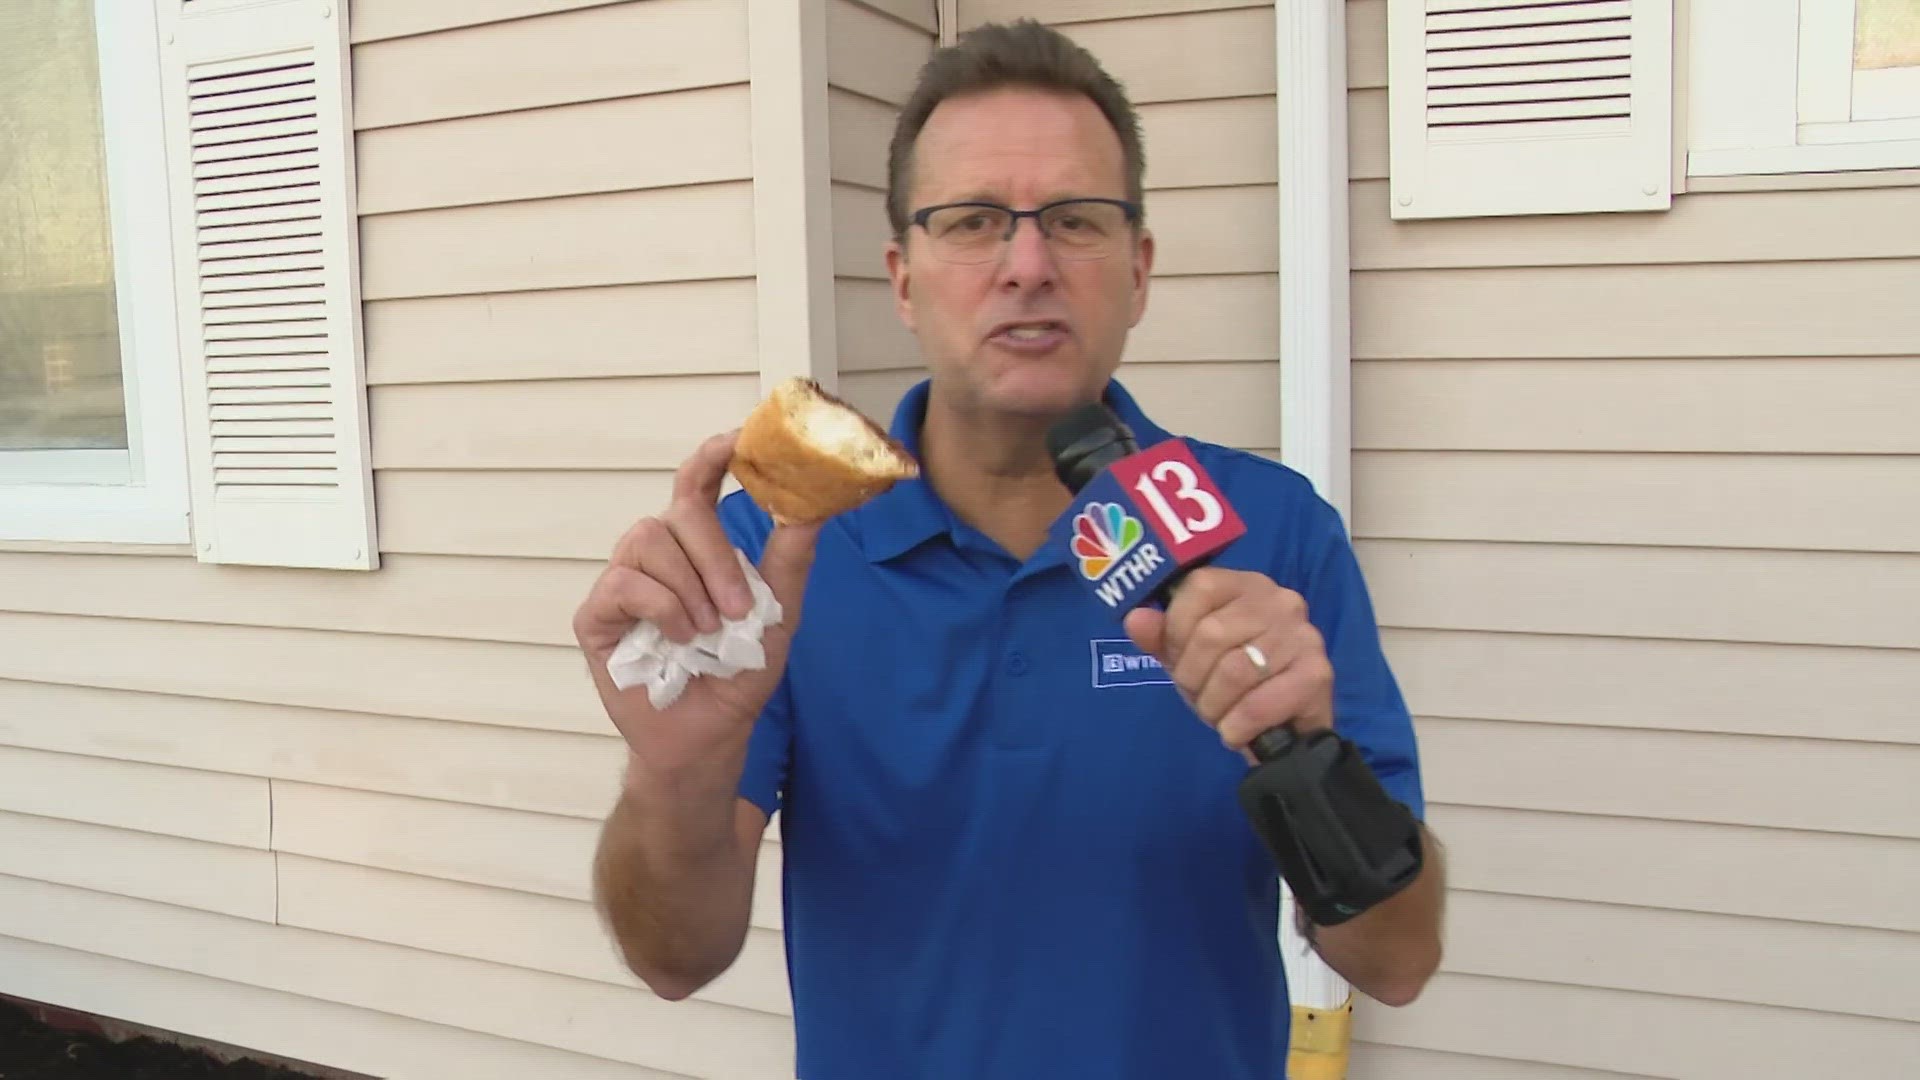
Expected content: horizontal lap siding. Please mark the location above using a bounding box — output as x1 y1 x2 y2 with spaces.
1341 0 1920 1074
0 1 791 1076
1063 6 1281 452
1354 971 1919 1079
0 614 605 735
0 680 626 819
0 937 686 1080
1438 890 1920 1024
1354 452 1920 551
0 813 275 923
0 875 788 1079
829 0 933 423
940 1 1283 452
1381 628 1920 745
1351 1044 1659 1080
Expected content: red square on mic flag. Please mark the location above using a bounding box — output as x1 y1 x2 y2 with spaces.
1106 438 1246 565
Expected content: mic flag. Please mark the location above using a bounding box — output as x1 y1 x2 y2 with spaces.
1049 436 1248 615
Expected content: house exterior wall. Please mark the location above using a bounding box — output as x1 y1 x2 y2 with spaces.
827 0 936 420
1337 0 1920 1076
0 1 798 1076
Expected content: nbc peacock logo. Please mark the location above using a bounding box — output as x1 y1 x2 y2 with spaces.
1071 501 1144 580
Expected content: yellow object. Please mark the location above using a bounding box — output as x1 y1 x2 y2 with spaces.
1286 994 1353 1080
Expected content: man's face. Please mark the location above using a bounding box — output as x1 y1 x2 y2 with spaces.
885 86 1154 422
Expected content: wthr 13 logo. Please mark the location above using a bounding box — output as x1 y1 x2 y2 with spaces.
1055 439 1247 613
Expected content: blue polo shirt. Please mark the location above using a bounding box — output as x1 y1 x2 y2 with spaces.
716 376 1424 1080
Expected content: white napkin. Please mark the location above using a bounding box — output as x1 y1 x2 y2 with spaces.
605 549 784 709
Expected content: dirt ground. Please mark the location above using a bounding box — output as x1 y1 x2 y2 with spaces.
0 999 324 1080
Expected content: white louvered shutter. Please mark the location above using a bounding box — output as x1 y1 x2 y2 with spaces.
1386 0 1674 219
156 0 377 570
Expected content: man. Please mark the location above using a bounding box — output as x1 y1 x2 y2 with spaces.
575 19 1444 1080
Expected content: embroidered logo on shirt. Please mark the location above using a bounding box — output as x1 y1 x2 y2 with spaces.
1090 638 1174 688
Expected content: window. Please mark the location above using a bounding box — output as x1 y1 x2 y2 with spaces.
1 4 122 458
0 0 190 543
1689 0 1920 176
1 0 376 568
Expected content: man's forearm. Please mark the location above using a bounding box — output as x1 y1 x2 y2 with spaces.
592 749 760 1000
1305 822 1445 1007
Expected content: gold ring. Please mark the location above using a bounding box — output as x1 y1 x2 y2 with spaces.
1243 642 1270 676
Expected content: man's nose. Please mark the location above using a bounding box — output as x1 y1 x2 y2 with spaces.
996 216 1058 287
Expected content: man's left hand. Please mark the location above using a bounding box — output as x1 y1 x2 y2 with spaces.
1122 568 1333 753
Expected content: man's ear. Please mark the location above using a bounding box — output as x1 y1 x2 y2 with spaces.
885 238 916 332
1129 228 1155 327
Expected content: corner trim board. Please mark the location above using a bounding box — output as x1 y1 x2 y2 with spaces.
1274 0 1357 1024
1277 0 1352 521
749 0 840 392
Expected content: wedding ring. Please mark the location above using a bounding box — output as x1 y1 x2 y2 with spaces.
1242 642 1270 676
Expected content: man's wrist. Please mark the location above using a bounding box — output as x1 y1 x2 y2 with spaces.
621 729 751 794
618 749 747 862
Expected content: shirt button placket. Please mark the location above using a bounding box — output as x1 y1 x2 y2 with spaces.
987 584 1040 749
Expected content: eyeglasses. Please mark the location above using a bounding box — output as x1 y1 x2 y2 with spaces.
907 198 1141 265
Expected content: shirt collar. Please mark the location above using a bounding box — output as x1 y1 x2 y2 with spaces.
852 374 1176 563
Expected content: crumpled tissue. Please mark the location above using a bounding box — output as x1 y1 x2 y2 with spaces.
606 549 783 710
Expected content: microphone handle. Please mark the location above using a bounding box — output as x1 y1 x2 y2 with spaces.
1248 726 1297 762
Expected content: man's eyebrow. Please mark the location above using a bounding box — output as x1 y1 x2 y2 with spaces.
933 191 1107 206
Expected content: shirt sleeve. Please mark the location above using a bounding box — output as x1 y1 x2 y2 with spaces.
717 490 795 818
1294 495 1427 822
737 675 795 817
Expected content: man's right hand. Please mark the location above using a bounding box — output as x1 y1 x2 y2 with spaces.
573 430 822 772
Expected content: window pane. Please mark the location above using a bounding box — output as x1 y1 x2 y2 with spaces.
1856 0 1920 70
0 0 127 452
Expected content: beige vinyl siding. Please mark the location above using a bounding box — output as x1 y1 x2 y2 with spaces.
1343 0 1920 1075
0 937 690 1080
0 746 268 848
829 0 934 423
1361 971 1918 1079
1356 453 1920 552
0 615 603 735
0 1 793 1076
275 861 791 1023
349 0 749 129
1348 1044 1656 1080
0 813 275 924
0 680 622 816
0 875 788 1079
1382 629 1920 746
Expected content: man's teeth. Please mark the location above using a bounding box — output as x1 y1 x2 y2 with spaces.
1005 325 1055 340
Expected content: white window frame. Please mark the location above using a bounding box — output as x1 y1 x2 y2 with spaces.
1689 0 1920 176
0 0 191 544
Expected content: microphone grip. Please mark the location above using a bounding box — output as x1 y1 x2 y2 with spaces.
1249 726 1296 762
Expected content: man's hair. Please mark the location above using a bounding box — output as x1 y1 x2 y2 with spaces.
885 19 1146 238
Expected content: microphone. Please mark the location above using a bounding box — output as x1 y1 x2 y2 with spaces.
1045 397 1249 623
1046 400 1424 926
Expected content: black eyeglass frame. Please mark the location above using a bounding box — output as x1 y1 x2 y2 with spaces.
906 197 1143 243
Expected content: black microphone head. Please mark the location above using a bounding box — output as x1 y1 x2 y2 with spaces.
1046 400 1138 495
